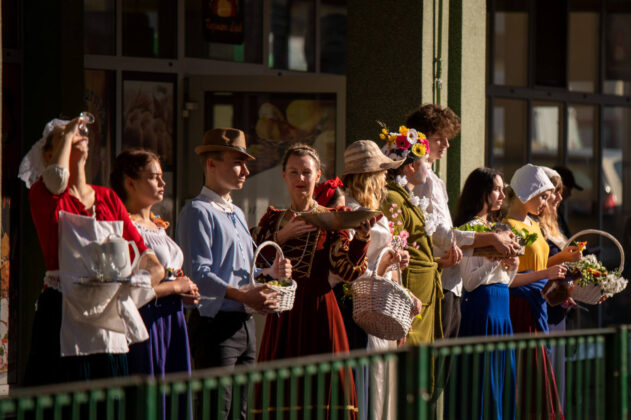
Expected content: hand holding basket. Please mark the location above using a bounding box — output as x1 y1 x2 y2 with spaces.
352 247 416 340
245 240 297 314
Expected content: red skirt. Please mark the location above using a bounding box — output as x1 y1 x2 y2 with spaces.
510 296 565 420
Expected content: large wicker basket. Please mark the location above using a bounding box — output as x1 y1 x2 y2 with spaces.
246 241 297 314
566 229 625 305
352 248 415 340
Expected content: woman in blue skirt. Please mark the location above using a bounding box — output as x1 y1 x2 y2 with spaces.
111 149 199 420
452 168 518 420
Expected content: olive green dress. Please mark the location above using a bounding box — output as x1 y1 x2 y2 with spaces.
380 181 443 345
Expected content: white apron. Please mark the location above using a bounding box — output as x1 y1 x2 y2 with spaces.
58 210 155 356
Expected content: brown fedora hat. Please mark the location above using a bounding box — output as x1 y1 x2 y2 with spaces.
342 140 404 176
194 128 255 160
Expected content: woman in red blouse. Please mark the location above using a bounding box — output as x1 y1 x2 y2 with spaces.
21 117 165 385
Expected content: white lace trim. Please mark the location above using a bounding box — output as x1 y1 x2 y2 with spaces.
395 176 438 236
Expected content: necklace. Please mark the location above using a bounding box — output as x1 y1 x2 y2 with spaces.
289 200 317 215
276 205 318 273
474 215 492 228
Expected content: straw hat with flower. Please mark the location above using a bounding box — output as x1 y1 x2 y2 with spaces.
342 140 405 176
378 122 430 161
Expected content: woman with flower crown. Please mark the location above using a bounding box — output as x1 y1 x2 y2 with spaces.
379 126 461 345
111 149 199 418
252 143 375 419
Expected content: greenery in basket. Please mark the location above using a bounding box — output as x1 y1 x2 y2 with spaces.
256 273 292 287
455 222 538 247
565 254 628 295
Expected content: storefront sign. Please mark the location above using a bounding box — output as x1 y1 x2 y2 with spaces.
203 0 244 44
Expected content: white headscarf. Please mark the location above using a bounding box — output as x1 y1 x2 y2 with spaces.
539 166 561 181
18 118 69 188
510 163 555 203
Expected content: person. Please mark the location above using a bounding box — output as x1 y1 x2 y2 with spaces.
552 165 583 238
176 128 292 420
19 117 165 385
314 176 345 208
110 149 200 419
452 168 518 420
341 140 420 420
505 164 567 419
405 104 521 340
252 143 374 419
379 124 460 345
538 166 583 411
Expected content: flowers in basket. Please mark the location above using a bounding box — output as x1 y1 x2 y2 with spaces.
565 254 628 297
255 273 292 287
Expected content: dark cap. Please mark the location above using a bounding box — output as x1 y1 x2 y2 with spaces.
552 166 583 191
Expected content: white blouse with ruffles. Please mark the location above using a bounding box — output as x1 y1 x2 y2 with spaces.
133 222 184 271
460 218 517 292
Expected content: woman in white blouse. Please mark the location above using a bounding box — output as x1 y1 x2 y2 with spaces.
111 149 199 418
451 168 518 420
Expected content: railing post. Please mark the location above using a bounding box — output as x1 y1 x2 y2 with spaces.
605 327 629 420
126 378 158 420
397 345 432 420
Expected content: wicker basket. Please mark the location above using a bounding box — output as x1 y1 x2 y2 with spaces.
246 241 297 314
352 248 415 340
565 229 625 304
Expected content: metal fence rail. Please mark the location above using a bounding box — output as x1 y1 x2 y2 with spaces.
2 327 628 420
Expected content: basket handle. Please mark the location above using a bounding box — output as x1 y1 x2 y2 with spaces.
565 229 625 273
250 240 285 286
374 247 403 285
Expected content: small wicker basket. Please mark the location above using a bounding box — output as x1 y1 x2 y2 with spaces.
565 229 625 305
352 247 415 340
246 241 297 314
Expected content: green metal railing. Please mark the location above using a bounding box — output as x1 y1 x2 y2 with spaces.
2 327 629 420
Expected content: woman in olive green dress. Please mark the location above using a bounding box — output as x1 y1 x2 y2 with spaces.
379 126 461 344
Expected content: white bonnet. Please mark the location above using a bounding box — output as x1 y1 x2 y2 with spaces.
510 163 555 203
18 118 69 188
539 166 561 181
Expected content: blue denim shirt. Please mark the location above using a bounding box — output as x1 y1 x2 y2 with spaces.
176 187 260 317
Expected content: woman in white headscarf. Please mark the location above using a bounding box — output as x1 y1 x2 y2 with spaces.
505 164 566 419
20 117 165 385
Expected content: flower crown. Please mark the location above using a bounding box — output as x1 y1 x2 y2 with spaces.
378 122 430 161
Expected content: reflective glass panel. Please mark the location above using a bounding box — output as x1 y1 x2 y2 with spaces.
492 98 527 177
122 0 177 58
320 1 346 74
85 0 115 55
531 101 562 165
270 0 315 72
493 12 528 86
568 12 598 92
604 13 631 95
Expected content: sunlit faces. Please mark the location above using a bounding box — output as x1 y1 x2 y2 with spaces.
427 132 450 162
547 184 563 213
525 190 551 216
127 159 166 207
281 154 322 200
208 150 251 192
488 175 506 212
404 158 430 186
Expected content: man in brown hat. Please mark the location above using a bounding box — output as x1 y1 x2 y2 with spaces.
176 128 291 419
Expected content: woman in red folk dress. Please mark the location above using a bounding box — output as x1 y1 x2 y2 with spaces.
252 144 375 419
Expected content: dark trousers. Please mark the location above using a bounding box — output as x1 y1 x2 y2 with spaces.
189 310 256 420
441 290 461 339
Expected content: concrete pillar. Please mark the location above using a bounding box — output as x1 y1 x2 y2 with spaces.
347 0 426 143
446 0 486 208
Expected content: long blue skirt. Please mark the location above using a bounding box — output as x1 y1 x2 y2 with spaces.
457 283 516 420
128 295 192 420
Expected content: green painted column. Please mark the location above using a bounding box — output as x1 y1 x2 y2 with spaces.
346 0 426 143
447 0 486 210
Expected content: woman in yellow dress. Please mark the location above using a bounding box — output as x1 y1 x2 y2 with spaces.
505 164 567 419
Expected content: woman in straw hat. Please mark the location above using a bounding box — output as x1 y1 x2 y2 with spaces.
252 143 377 419
341 140 421 420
